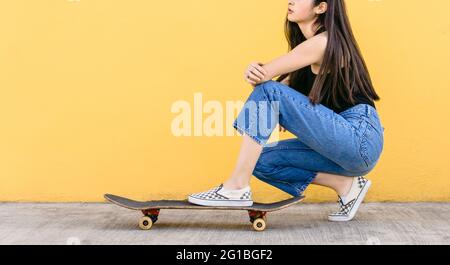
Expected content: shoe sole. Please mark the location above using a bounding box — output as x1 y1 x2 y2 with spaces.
188 195 253 207
328 179 372 222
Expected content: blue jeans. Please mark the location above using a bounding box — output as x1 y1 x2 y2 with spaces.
232 80 385 197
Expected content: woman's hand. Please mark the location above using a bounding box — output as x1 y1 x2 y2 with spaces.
244 62 268 87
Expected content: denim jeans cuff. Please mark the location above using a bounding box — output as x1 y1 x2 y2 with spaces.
232 121 266 146
295 171 318 196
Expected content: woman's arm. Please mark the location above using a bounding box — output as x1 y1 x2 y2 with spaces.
260 32 328 82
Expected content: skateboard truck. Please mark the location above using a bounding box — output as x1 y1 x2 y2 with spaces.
140 209 160 230
248 210 267 231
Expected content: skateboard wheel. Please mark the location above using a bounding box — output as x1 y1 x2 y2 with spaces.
252 218 266 232
139 216 153 230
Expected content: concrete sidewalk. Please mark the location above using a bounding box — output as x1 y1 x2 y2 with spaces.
1 202 449 245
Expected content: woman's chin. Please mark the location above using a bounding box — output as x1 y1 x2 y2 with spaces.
287 14 298 22
287 17 297 23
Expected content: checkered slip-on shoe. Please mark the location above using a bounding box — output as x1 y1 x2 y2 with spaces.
328 176 372 222
188 184 253 207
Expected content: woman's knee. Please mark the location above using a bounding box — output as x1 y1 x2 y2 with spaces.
254 80 286 95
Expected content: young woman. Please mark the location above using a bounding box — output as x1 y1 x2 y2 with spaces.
188 0 385 222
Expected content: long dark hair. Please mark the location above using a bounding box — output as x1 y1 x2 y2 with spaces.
276 0 380 107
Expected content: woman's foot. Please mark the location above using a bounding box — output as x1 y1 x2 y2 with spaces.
188 184 253 207
328 176 371 222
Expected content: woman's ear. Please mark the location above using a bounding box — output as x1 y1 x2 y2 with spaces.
315 2 328 15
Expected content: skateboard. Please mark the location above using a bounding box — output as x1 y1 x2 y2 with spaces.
104 194 305 231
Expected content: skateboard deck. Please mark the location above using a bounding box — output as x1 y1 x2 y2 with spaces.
104 193 305 231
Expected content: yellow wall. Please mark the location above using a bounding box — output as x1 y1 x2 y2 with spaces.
1 0 449 202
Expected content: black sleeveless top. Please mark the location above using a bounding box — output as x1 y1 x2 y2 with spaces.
290 66 376 113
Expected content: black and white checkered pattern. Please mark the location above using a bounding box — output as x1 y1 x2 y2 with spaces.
329 197 356 216
188 184 253 207
329 176 369 217
357 176 367 189
240 190 252 200
189 184 230 200
189 184 252 200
